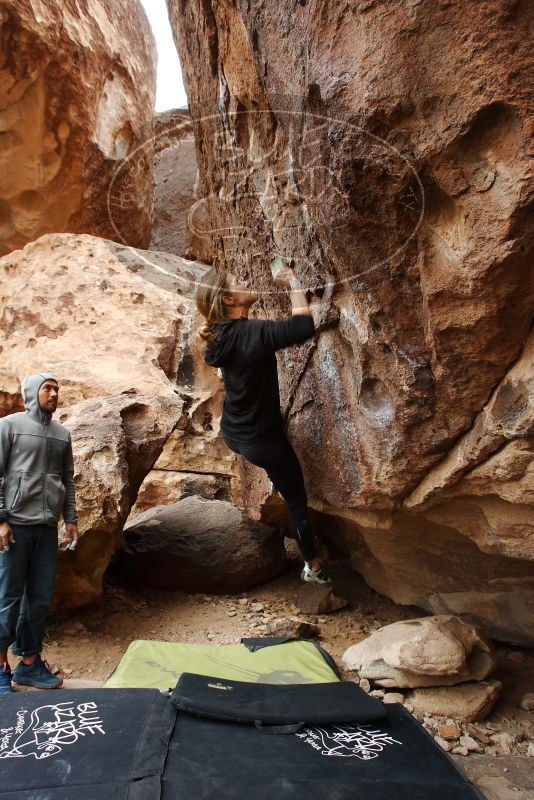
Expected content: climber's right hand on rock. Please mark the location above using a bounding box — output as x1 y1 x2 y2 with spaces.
271 261 295 286
0 521 15 552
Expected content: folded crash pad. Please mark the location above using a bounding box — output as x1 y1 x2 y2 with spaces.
104 637 339 690
164 674 484 800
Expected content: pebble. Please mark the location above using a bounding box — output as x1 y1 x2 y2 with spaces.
383 693 404 704
527 743 534 758
227 611 237 617
404 703 414 713
491 733 516 754
238 598 249 607
437 723 462 740
359 678 371 693
370 690 385 699
452 746 469 756
251 603 264 613
466 724 493 745
459 735 484 754
434 736 452 752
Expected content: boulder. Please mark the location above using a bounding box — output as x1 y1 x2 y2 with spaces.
120 496 286 593
129 470 235 518
0 233 208 609
342 615 496 688
407 680 502 722
128 307 242 523
168 0 534 645
0 0 157 256
53 393 181 610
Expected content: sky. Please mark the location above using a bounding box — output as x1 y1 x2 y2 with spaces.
140 0 188 111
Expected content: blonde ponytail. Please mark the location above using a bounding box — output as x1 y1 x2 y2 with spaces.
195 267 230 346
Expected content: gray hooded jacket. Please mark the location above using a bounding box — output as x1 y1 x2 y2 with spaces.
0 373 77 527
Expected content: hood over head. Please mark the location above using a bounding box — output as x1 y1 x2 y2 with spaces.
204 320 241 368
21 372 58 424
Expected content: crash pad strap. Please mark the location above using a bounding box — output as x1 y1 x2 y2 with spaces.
240 636 341 678
171 672 386 725
129 691 177 781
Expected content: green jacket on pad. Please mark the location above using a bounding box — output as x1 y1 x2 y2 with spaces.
0 373 77 527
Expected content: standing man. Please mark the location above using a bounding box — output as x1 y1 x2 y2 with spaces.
0 373 78 692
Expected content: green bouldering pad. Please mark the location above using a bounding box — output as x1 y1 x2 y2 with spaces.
104 638 340 690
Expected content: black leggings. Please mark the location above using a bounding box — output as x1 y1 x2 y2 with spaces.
223 433 316 562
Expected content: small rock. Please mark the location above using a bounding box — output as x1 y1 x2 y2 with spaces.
491 733 516 754
526 743 534 757
452 746 469 756
294 584 348 615
318 617 328 624
437 723 462 740
404 703 414 713
465 724 493 745
227 610 237 617
63 621 88 636
434 735 452 752
407 680 502 722
63 668 73 675
359 678 371 693
238 598 249 606
383 692 404 704
269 616 320 639
460 735 484 753
519 693 534 712
370 689 385 698
251 602 264 613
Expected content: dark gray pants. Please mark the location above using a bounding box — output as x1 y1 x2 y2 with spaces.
0 523 58 657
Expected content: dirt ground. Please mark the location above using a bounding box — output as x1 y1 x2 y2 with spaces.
12 556 534 799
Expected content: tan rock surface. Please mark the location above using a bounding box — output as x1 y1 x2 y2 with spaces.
0 0 156 256
0 233 208 608
150 109 209 258
168 0 534 642
342 615 496 688
129 302 241 522
408 680 502 722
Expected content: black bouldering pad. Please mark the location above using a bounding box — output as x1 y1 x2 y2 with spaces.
0 689 173 799
164 682 483 800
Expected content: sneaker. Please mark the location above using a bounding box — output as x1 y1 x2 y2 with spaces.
0 662 13 693
12 656 63 689
300 563 332 585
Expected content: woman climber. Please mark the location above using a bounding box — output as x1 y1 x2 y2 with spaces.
195 260 331 585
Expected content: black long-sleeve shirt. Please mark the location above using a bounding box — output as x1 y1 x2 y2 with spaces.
204 315 316 444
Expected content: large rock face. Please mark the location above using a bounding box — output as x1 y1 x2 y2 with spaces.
150 108 213 262
167 0 534 641
0 233 206 608
0 0 156 257
127 298 241 522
